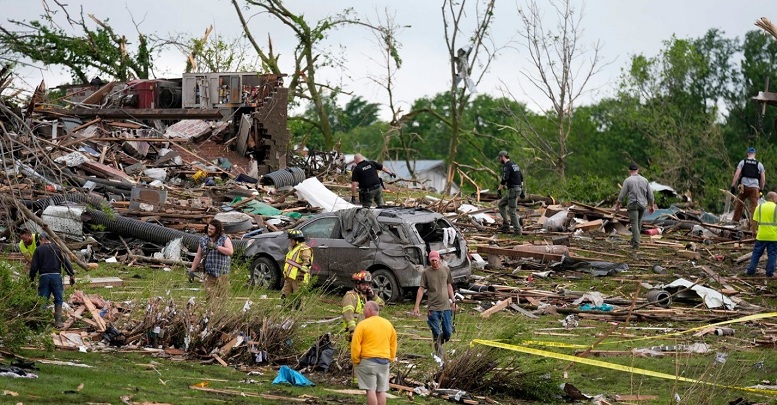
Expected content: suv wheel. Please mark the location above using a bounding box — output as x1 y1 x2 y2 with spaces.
250 256 281 289
372 269 401 303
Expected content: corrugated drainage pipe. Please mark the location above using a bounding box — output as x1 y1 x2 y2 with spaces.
28 192 248 252
31 192 112 212
645 289 672 308
84 209 248 252
259 167 306 188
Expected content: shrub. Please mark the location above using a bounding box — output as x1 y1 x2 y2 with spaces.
0 259 50 350
533 175 619 205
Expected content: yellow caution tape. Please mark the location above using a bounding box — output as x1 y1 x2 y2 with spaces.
471 339 777 395
521 340 589 349
607 311 777 345
521 312 777 350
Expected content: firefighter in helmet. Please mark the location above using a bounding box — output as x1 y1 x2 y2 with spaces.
342 270 385 339
281 229 313 299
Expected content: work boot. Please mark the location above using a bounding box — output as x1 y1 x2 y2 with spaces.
498 224 510 233
54 304 64 329
513 227 523 237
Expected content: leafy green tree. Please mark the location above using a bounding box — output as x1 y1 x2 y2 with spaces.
725 30 777 149
291 94 381 152
616 31 736 210
399 92 529 185
232 0 398 150
334 96 380 134
336 122 389 158
0 6 155 83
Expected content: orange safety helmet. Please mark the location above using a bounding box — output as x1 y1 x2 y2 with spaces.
352 270 372 283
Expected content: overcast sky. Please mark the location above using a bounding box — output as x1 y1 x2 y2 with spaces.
3 0 776 116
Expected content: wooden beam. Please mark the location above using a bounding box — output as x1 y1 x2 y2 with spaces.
188 385 311 402
81 293 107 332
614 394 658 401
44 108 224 120
481 297 512 318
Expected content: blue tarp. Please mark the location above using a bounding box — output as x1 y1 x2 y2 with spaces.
272 365 315 386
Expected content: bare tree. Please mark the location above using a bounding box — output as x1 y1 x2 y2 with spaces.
504 0 606 178
170 27 264 73
363 9 406 164
231 0 390 150
395 0 497 194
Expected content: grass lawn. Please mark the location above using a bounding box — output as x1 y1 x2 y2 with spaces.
4 241 777 404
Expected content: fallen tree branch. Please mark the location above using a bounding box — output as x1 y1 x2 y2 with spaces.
0 194 92 271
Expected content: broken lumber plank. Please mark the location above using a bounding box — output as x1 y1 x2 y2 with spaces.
509 303 538 319
81 293 107 332
735 251 753 264
88 137 192 142
479 245 563 262
481 298 512 318
65 276 123 288
676 250 701 260
79 161 136 184
188 385 311 402
614 394 658 401
218 336 240 356
574 219 603 232
46 107 224 119
478 245 599 262
80 82 117 105
212 354 228 367
568 247 625 259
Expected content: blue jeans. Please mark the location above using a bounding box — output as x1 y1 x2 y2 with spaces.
38 273 64 305
747 240 777 277
427 310 453 344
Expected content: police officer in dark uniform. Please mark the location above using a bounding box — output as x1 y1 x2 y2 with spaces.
350 153 396 208
496 151 524 236
731 147 766 231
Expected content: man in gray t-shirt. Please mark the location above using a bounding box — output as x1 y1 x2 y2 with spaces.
413 250 456 354
613 163 656 250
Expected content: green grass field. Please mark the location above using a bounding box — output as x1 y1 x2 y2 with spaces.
4 245 777 404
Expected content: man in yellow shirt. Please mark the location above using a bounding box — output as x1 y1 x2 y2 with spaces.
351 301 397 405
18 229 39 265
746 191 777 277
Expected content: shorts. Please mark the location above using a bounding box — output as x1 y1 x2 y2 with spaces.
355 359 390 392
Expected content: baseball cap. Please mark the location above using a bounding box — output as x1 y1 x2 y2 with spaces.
496 151 508 159
628 163 639 171
429 250 440 261
747 147 756 154
39 232 49 240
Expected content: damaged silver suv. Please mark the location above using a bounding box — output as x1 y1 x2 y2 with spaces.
243 207 471 302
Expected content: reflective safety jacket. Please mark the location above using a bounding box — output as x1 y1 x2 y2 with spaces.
754 201 777 241
341 289 385 332
19 234 39 262
283 243 312 284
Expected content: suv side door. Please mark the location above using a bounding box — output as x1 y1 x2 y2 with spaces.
299 216 339 282
301 215 376 288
